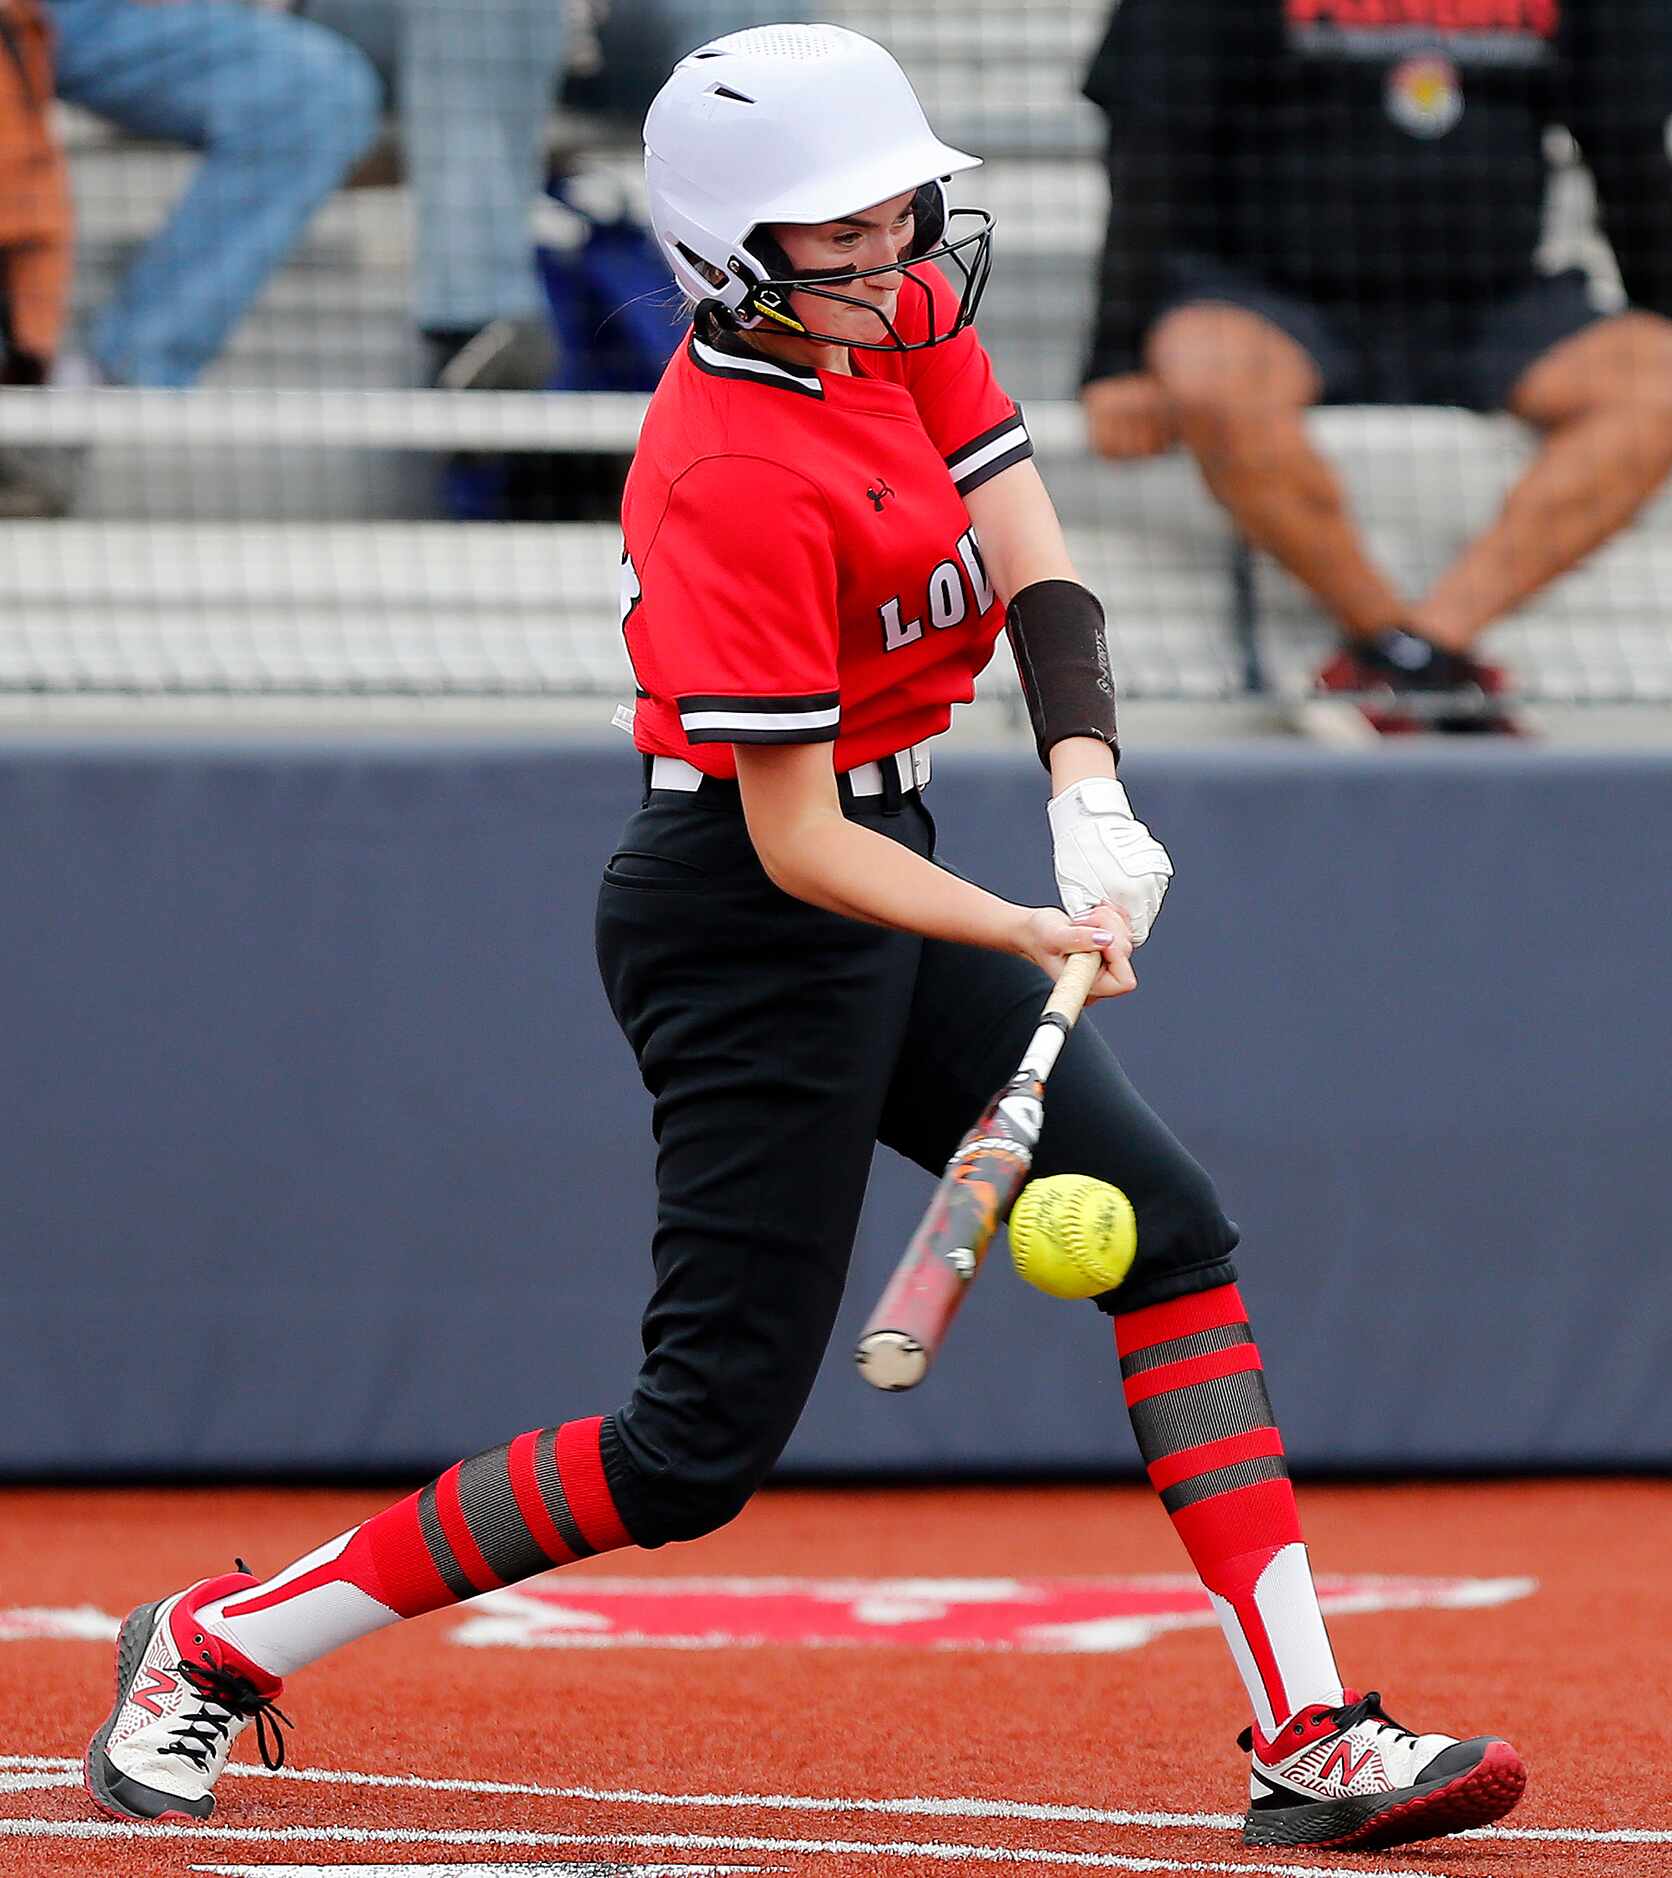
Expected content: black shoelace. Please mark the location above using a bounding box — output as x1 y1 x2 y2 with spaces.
156 1659 293 1773
1239 1688 1420 1754
1327 1690 1420 1750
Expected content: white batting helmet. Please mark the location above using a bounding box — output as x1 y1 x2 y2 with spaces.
643 23 993 349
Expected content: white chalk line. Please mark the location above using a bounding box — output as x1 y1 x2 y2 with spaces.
0 1818 1457 1877
3 1754 1666 1850
190 1866 770 1878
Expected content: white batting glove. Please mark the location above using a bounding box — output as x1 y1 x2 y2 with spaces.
1047 777 1174 947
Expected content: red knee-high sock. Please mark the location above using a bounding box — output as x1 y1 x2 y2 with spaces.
1114 1284 1343 1734
197 1417 632 1677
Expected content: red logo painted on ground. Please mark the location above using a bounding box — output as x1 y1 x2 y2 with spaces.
451 1572 1536 1654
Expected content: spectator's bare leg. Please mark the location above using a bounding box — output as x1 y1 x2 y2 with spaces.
1148 304 1409 638
1410 313 1672 651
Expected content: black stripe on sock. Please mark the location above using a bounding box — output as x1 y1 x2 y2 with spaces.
1159 1453 1292 1514
534 1425 594 1559
1120 1322 1254 1380
1128 1366 1277 1468
416 1481 478 1601
455 1443 556 1584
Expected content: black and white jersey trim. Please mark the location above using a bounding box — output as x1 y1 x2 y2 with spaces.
946 405 1033 494
676 690 841 745
688 335 825 400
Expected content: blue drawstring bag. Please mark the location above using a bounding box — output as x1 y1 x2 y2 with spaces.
536 168 683 393
444 166 681 520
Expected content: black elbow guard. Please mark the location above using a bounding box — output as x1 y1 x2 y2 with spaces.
1004 579 1120 769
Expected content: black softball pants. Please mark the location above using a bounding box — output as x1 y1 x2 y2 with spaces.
593 783 1238 1548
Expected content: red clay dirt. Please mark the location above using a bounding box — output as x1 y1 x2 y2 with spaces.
2 1478 1666 1877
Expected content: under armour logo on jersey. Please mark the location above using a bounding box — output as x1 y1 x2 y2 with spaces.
867 478 896 513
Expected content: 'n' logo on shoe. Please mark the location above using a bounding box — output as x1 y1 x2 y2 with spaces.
1319 1739 1378 1789
130 1667 178 1718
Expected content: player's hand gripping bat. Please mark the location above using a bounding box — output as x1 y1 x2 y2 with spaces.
854 949 1101 1390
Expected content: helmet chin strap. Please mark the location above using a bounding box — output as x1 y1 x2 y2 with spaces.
746 269 854 336
738 234 851 333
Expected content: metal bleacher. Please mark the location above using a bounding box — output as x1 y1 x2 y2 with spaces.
1 0 1669 721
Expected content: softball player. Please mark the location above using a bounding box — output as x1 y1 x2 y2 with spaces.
87 25 1524 1854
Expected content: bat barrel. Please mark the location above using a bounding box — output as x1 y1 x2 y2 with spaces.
853 1177 1006 1392
853 958 1098 1398
853 1328 930 1392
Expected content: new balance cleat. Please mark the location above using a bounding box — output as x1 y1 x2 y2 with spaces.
85 1563 291 1822
1241 1687 1527 1851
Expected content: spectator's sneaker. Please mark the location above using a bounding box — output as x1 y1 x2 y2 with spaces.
0 444 79 518
1299 628 1527 741
433 316 557 393
85 1564 290 1822
1241 1687 1527 1851
1430 649 1532 736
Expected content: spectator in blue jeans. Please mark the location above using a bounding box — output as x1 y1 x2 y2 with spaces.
296 0 803 388
47 0 381 387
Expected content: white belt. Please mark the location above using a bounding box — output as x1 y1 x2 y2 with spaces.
651 743 932 797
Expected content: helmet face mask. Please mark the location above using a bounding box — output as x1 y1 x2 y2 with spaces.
736 205 994 353
645 24 993 353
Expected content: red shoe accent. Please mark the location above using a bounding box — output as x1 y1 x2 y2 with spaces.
1320 1739 1529 1851
1252 1689 1363 1762
169 1572 284 1694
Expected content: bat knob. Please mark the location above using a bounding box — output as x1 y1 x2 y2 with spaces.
854 1330 929 1392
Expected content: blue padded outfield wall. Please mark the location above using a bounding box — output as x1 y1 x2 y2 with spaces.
2 736 1668 1478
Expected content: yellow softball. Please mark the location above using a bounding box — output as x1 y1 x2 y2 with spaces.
1008 1174 1137 1300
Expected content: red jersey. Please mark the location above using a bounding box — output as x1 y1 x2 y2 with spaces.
620 262 1033 777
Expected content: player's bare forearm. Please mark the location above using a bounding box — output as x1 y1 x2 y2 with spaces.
750 800 1023 951
765 814 1132 996
1049 735 1119 791
735 742 1135 995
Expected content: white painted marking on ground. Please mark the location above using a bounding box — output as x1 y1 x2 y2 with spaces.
191 1865 770 1876
0 1769 80 1794
1 1751 1243 1832
4 1753 1666 1848
1465 1825 1672 1844
0 1604 118 1642
0 1820 1456 1876
232 1766 1244 1834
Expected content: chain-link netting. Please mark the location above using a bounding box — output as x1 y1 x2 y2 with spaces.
1 0 1668 706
